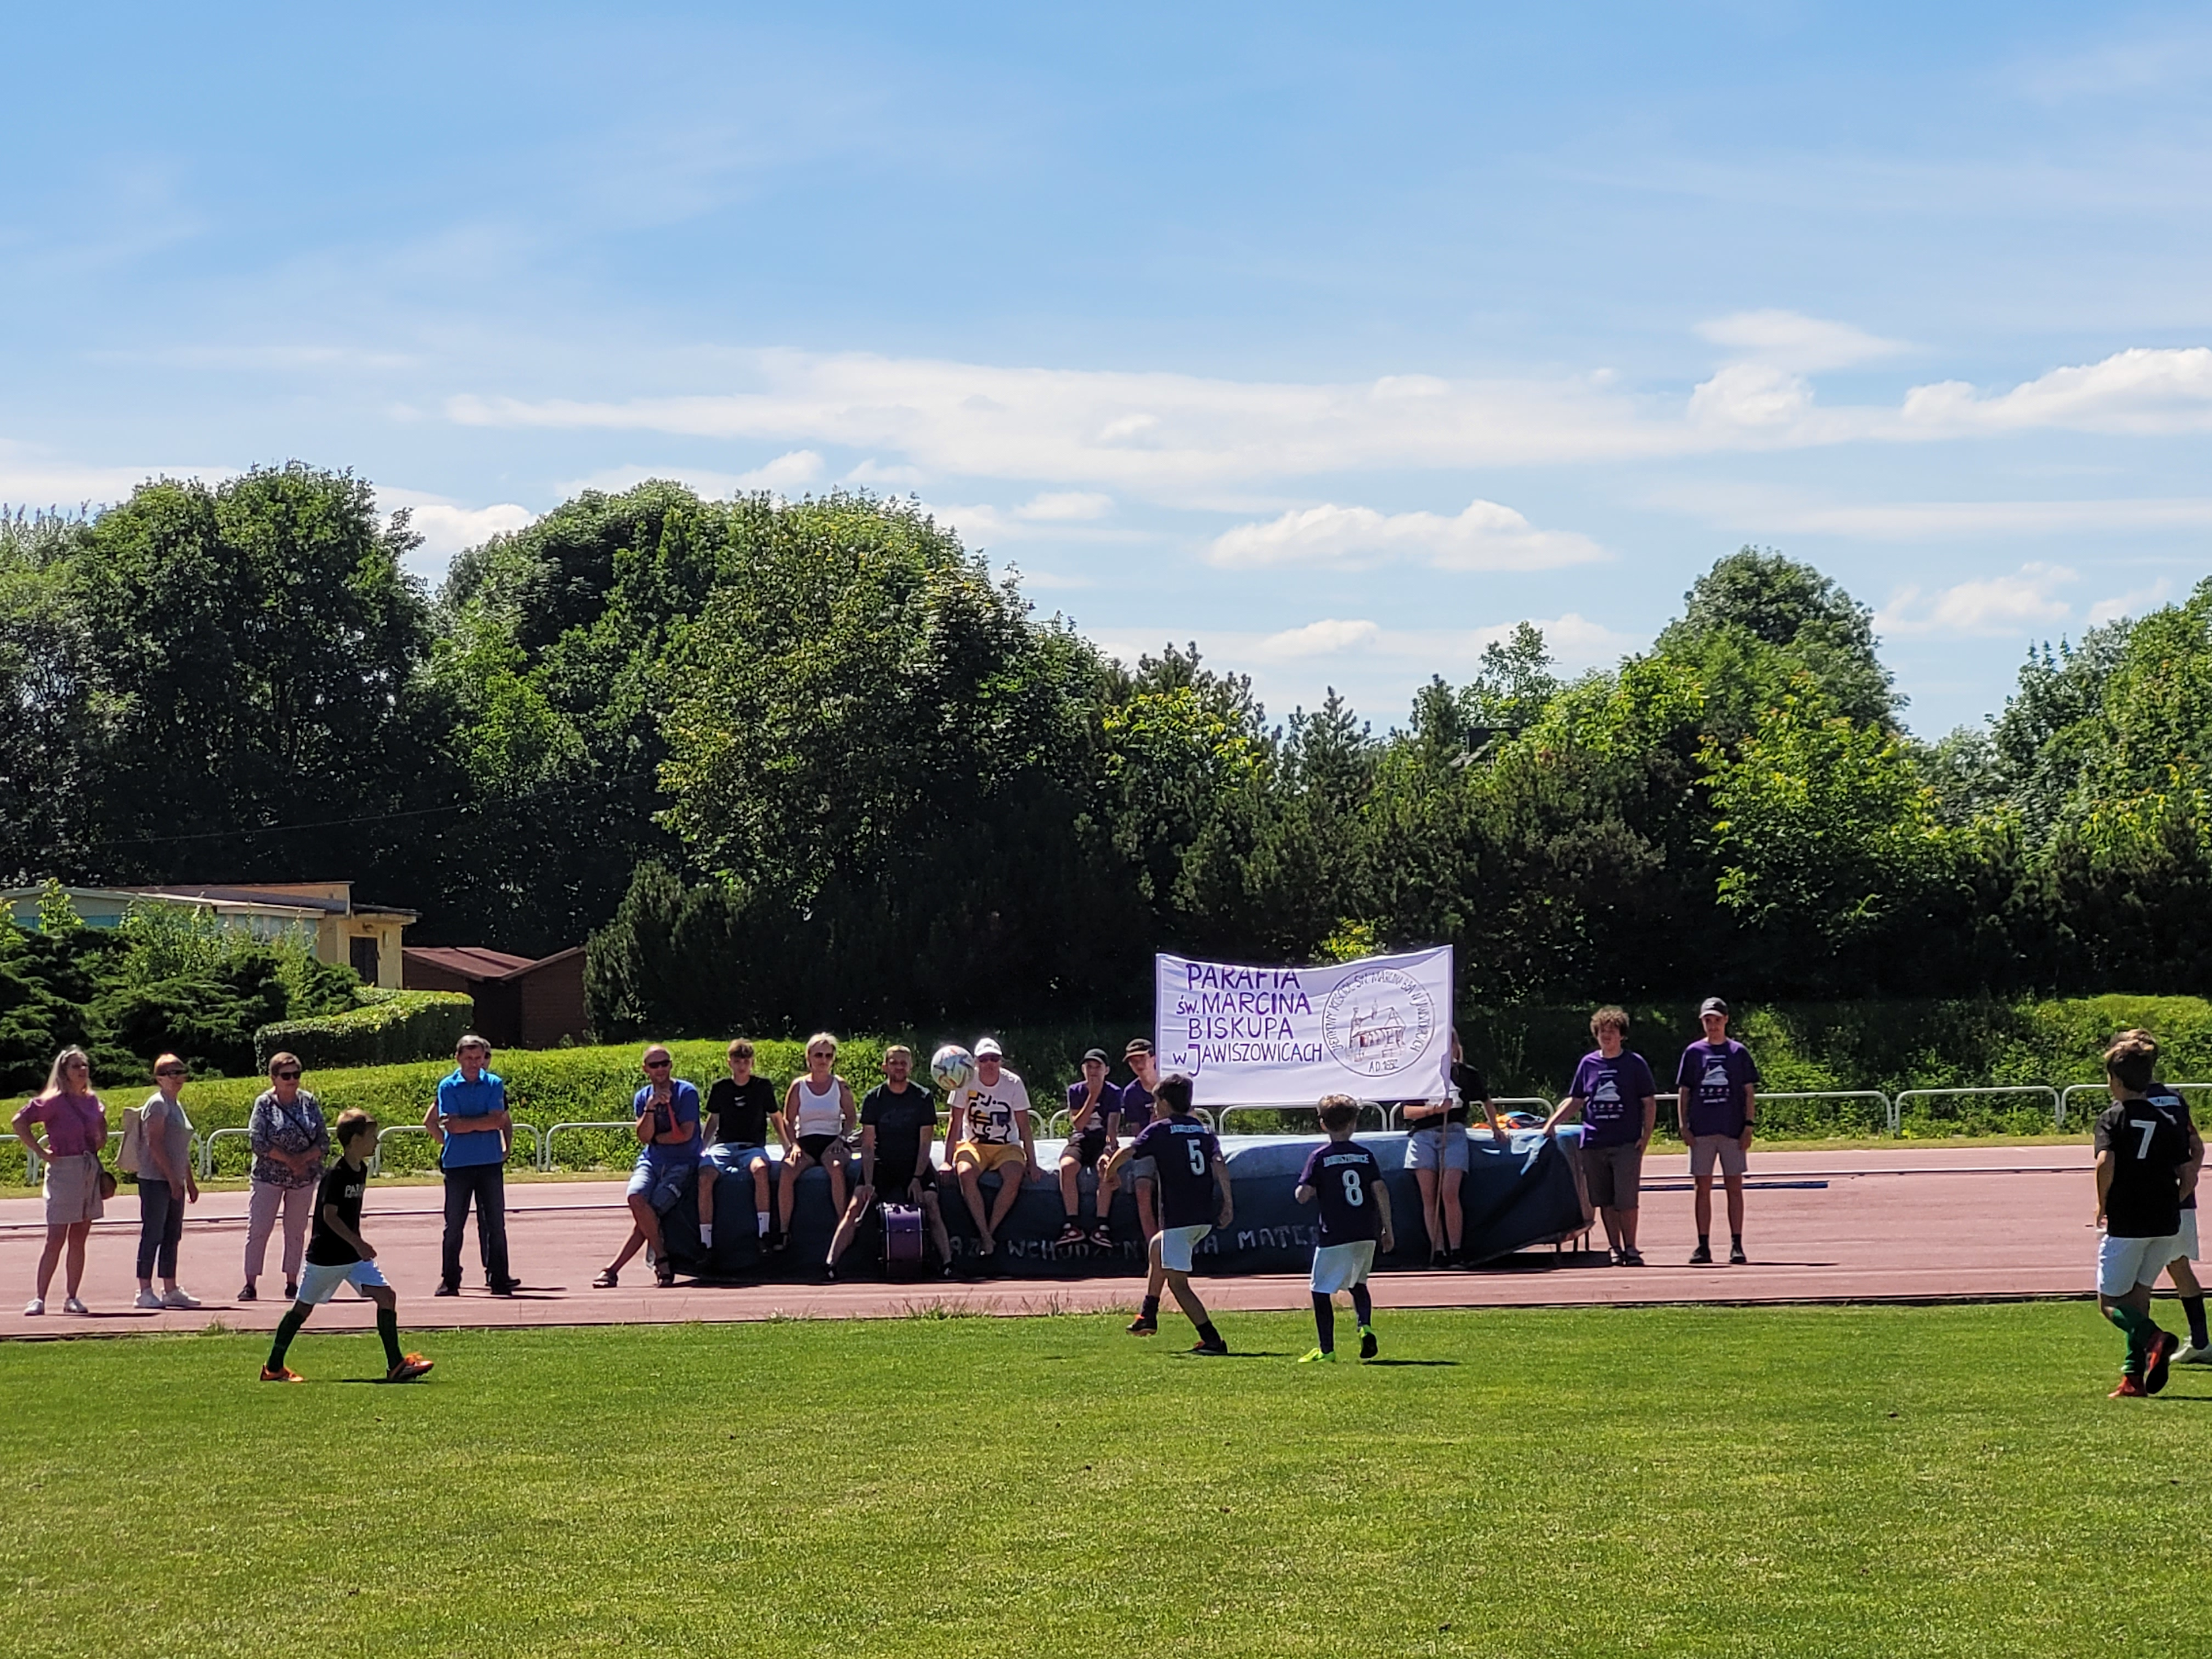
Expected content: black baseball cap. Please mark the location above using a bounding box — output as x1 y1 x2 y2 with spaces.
1699 997 1729 1017
1124 1037 1153 1058
1082 1048 1108 1064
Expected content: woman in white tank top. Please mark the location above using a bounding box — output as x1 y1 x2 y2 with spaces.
778 1032 855 1244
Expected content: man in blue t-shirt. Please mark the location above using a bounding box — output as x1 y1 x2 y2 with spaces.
429 1034 516 1297
595 1044 702 1290
1544 1007 1657 1267
1294 1094 1393 1362
1675 997 1761 1266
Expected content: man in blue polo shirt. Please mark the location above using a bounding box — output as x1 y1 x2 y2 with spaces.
433 1034 516 1296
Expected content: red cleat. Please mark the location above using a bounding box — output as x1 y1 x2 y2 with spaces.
2110 1375 2150 1398
260 1365 304 1384
385 1354 434 1383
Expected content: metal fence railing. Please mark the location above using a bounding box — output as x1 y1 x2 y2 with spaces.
542 1121 645 1172
198 1127 255 1179
1749 1090 1897 1134
1893 1085 2063 1131
2059 1080 2212 1130
1389 1097 1554 1130
1216 1101 1390 1135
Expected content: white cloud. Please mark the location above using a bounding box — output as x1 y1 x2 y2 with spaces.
1646 482 2212 539
0 440 228 510
1251 619 1383 660
1016 490 1111 521
1207 498 1606 571
1687 361 1819 430
376 487 535 569
1695 310 1907 370
2088 578 2177 625
1899 347 2212 435
1878 564 2078 636
736 449 824 490
843 457 925 486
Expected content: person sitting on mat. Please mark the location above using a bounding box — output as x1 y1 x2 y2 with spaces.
778 1033 857 1244
595 1044 702 1289
827 1044 953 1279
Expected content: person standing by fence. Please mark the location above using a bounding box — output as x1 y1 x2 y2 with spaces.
1547 1008 1657 1267
1676 998 1759 1266
13 1047 108 1316
132 1053 200 1309
242 1051 328 1302
433 1035 516 1297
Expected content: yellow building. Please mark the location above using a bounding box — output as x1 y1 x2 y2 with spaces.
1 881 416 988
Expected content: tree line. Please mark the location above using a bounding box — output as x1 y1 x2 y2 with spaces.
4 463 2210 1039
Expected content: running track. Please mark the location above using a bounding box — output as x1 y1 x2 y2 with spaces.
0 1145 2105 1339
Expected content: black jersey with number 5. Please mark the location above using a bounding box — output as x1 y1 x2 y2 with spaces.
2096 1094 2192 1238
1131 1116 1223 1228
1298 1141 1383 1244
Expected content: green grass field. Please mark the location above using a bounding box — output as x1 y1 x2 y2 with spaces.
3 1304 2206 1657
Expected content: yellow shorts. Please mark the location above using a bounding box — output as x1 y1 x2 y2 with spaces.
955 1141 1025 1173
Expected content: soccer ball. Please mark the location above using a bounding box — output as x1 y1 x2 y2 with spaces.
930 1044 976 1096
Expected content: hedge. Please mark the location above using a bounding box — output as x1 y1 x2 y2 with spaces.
253 991 476 1073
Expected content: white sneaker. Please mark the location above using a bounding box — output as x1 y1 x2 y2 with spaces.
161 1286 202 1310
134 1289 164 1309
2177 1341 2212 1366
62 1295 88 1315
23 1297 43 1316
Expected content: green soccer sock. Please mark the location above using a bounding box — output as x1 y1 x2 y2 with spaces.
376 1307 403 1370
2106 1304 2153 1376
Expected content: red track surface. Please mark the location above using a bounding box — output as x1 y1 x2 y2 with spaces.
0 1145 2105 1340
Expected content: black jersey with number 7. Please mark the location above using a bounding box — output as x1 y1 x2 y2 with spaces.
2096 1095 2192 1239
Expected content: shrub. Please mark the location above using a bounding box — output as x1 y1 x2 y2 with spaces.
254 991 475 1073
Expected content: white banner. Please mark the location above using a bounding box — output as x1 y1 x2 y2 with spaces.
1154 946 1454 1107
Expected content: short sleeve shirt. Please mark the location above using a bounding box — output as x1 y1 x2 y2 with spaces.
1569 1051 1657 1149
861 1082 938 1173
1065 1079 1119 1141
1118 1077 1155 1134
249 1090 329 1189
304 1158 369 1267
2150 1082 2199 1212
634 1080 702 1166
24 1090 105 1157
139 1092 194 1179
435 1069 507 1169
1676 1040 1760 1138
953 1071 1031 1145
1131 1116 1223 1229
1299 1139 1384 1244
2097 1094 2193 1238
707 1075 779 1147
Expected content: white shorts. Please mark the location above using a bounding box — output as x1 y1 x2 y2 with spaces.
297 1259 389 1305
2179 1211 2200 1262
1310 1240 1376 1295
1157 1222 1211 1274
2098 1232 2186 1297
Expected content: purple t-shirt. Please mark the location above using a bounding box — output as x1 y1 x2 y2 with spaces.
1298 1139 1383 1244
1065 1080 1119 1141
1131 1116 1222 1229
1569 1052 1656 1149
24 1090 106 1157
1676 1039 1760 1138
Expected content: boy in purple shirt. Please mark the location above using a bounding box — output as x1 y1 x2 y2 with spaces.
1294 1094 1394 1362
1104 1073 1232 1354
1676 997 1760 1265
1544 1006 1658 1267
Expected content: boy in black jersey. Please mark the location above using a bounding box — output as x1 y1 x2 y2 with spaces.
261 1111 433 1385
1104 1073 1232 1354
2093 1032 2200 1398
1294 1094 1393 1362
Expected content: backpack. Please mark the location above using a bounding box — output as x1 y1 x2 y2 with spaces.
117 1103 147 1176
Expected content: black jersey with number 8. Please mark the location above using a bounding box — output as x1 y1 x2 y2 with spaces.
1299 1141 1383 1244
2096 1094 2193 1239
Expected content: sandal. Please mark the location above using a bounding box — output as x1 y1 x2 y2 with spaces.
592 1268 619 1288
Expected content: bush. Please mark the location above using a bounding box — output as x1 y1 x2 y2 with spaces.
254 991 475 1073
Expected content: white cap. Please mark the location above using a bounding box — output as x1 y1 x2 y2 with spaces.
974 1037 1003 1058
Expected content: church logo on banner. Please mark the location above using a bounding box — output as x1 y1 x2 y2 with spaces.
1320 963 1437 1079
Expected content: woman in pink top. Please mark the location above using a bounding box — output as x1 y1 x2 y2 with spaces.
12 1046 110 1316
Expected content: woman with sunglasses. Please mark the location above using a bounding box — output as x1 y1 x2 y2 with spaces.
241 1051 329 1301
134 1053 202 1309
13 1046 108 1315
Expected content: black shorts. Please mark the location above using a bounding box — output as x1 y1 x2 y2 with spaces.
873 1164 935 1202
797 1134 848 1164
1064 1130 1107 1171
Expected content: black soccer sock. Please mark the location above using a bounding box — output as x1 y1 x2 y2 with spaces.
376 1306 403 1371
266 1305 309 1370
1141 1295 1160 1321
1350 1285 1373 1327
1310 1292 1335 1353
1196 1320 1222 1347
1698 1233 1710 1251
2186 1296 2208 1350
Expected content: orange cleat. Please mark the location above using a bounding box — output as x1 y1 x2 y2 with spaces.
260 1365 305 1384
385 1353 434 1384
2110 1375 2150 1398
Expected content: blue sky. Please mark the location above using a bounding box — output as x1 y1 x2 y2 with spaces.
6 3 2210 735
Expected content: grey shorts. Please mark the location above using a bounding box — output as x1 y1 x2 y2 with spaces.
43 1152 104 1226
1406 1123 1469 1172
1581 1142 1644 1210
1127 1156 1157 1183
1690 1134 1748 1181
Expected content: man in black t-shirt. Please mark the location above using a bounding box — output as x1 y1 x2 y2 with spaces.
827 1046 952 1277
703 1039 783 1247
2093 1031 2202 1397
260 1111 432 1385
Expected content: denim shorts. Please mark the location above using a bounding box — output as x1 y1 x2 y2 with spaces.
702 1143 773 1179
628 1157 695 1214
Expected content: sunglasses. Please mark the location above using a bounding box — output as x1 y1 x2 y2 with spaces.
644 1059 672 1070
274 1070 302 1080
156 1067 187 1078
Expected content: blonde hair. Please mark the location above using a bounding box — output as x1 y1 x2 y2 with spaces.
884 1044 914 1063
805 1032 839 1058
43 1047 91 1098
